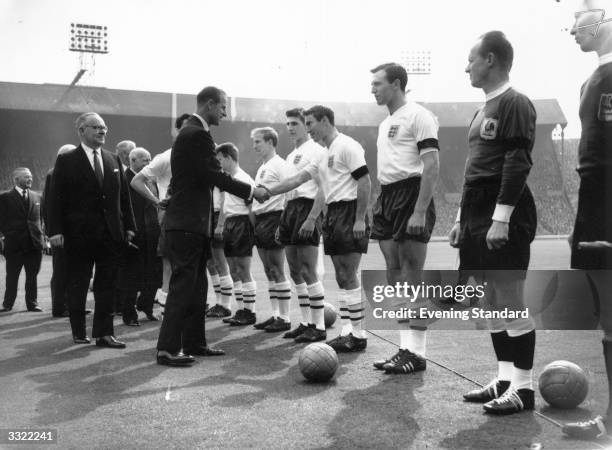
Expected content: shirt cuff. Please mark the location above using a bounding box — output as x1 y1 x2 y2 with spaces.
455 208 461 223
492 204 515 223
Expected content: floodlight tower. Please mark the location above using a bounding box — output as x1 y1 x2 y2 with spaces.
68 23 109 86
400 50 432 100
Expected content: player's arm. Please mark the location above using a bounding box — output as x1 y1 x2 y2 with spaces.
215 192 226 239
267 169 313 196
408 150 439 235
299 186 325 238
353 170 371 239
131 170 160 205
487 96 536 250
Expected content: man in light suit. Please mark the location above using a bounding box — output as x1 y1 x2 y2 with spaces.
0 167 44 312
48 112 136 348
156 86 268 366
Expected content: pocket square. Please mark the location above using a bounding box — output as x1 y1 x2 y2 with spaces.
113 168 119 173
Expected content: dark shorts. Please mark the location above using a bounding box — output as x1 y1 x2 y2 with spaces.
211 210 224 249
278 198 322 247
458 179 536 279
571 170 612 269
254 210 283 250
224 215 254 258
371 177 436 243
157 210 167 257
323 200 370 256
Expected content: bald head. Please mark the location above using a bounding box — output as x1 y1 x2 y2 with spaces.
572 0 612 54
57 144 76 156
116 140 136 167
129 147 151 173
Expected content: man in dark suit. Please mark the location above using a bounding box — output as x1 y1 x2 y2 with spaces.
117 147 162 326
48 112 136 348
0 167 44 312
42 144 76 317
156 86 268 366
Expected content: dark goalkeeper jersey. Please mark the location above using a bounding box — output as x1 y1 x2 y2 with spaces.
577 62 612 175
464 87 536 206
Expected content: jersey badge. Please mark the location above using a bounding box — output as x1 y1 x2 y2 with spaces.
293 154 302 165
327 156 334 168
598 93 612 122
388 125 399 138
480 118 498 140
260 169 266 180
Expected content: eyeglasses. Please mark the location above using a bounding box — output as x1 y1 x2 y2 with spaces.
84 125 108 132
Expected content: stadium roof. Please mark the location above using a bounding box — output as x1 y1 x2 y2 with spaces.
0 81 567 127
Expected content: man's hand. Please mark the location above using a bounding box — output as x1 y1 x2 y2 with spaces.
298 217 316 239
49 234 64 248
253 186 270 203
448 223 461 248
353 218 367 240
157 198 169 210
214 224 224 241
126 230 136 242
406 210 426 236
486 220 509 250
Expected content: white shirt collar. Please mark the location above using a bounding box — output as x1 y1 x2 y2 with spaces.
192 113 210 131
81 142 101 155
599 52 612 66
15 186 27 195
485 82 512 102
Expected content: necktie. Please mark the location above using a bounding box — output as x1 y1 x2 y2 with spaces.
93 149 104 188
21 188 28 205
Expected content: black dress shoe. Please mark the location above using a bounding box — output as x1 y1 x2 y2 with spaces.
27 306 43 312
145 313 159 321
184 345 225 356
52 310 70 318
0 307 13 313
95 336 126 349
73 336 91 344
123 319 140 327
157 351 195 366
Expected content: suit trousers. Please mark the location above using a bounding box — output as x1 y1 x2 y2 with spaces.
157 231 210 353
3 249 42 309
50 247 68 315
65 234 120 338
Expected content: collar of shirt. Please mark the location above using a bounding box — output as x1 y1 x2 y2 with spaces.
14 186 27 196
485 82 512 102
192 113 210 132
599 52 612 66
81 143 104 174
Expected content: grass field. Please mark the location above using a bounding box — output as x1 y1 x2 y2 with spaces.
0 239 610 449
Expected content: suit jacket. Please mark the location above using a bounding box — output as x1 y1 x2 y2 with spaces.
0 188 44 253
165 115 252 236
42 168 54 230
47 145 136 249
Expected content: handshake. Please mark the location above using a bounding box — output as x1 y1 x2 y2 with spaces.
253 184 273 203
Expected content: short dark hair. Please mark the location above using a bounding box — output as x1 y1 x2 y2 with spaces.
196 86 225 106
286 107 306 124
304 105 335 127
251 127 278 147
370 62 408 92
216 142 239 162
478 31 514 72
175 113 190 130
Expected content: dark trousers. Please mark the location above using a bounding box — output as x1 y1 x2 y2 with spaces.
50 247 68 316
3 249 42 309
119 286 156 321
157 231 209 353
65 237 120 339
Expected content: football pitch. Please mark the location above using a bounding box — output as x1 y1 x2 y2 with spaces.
0 238 609 449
